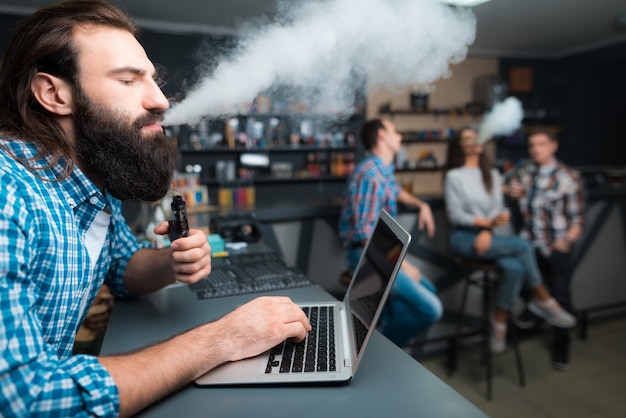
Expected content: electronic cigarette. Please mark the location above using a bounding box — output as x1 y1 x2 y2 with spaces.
168 195 190 241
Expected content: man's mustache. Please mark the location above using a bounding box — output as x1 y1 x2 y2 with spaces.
135 110 165 129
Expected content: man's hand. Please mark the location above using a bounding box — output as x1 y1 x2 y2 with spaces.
552 238 572 253
473 230 492 256
397 189 435 238
418 203 436 238
153 221 212 284
492 211 511 227
505 181 525 199
215 296 312 362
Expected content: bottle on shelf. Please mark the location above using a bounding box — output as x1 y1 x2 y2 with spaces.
344 152 355 176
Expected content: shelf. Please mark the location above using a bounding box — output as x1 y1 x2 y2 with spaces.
201 112 365 120
402 139 450 145
254 176 350 184
201 175 350 186
180 146 358 154
379 109 483 117
395 167 443 173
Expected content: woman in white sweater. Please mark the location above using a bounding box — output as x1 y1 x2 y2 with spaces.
443 128 575 353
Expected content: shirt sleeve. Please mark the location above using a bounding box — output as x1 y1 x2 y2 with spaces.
564 169 585 228
0 193 119 417
502 164 517 184
348 174 384 243
488 170 505 219
103 197 145 297
444 171 476 227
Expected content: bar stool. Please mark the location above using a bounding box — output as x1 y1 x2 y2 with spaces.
446 259 525 400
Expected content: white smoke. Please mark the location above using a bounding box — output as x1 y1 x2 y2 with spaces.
477 97 524 144
163 0 476 126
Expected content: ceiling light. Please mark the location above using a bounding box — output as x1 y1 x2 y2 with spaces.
438 0 492 7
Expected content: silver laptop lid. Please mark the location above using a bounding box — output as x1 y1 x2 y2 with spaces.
343 209 411 374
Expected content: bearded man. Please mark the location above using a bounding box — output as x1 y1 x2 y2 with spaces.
0 1 310 417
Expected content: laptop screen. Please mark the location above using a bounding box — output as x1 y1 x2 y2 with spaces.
347 213 406 357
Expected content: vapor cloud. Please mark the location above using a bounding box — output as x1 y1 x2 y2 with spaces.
478 97 524 144
164 0 476 126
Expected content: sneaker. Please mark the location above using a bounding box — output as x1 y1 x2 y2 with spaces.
490 319 507 354
552 339 569 371
528 298 577 328
513 307 537 329
552 361 568 371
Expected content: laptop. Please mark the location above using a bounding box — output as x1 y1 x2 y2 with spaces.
195 209 411 386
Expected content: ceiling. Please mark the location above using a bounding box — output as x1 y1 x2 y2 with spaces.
1 0 626 58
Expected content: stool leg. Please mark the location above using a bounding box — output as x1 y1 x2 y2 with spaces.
579 311 588 340
448 277 470 376
510 324 526 387
482 272 493 401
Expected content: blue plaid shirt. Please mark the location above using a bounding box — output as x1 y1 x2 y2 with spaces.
1 138 142 417
339 154 401 244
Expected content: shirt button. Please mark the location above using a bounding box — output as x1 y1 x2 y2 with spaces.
90 196 99 205
67 198 76 206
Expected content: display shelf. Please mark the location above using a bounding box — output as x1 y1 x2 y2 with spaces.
401 138 450 144
379 108 483 117
175 102 366 204
395 167 443 173
200 175 350 186
180 145 358 154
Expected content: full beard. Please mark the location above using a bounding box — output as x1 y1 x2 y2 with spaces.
74 96 179 202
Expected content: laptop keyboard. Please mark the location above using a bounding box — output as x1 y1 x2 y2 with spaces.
265 306 337 374
189 252 314 300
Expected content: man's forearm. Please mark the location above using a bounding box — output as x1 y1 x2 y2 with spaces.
398 189 425 209
566 224 583 243
123 247 176 294
99 295 311 418
99 322 230 418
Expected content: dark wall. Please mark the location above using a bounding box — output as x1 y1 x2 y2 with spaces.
138 30 235 101
500 42 626 167
559 43 626 166
0 14 19 56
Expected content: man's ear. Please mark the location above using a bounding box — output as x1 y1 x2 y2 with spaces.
31 72 74 116
377 127 386 144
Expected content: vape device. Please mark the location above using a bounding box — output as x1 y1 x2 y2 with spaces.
168 195 190 241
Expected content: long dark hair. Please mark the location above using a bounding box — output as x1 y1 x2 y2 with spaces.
0 0 138 179
443 127 493 193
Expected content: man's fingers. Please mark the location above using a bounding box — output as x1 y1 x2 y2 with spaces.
284 322 310 343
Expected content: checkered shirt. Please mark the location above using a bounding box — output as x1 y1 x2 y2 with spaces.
1 138 142 417
504 160 585 256
339 154 401 244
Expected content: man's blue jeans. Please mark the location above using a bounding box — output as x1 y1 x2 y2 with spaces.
346 248 442 348
449 230 544 311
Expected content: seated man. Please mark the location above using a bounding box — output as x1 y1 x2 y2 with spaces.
339 118 442 349
0 2 310 416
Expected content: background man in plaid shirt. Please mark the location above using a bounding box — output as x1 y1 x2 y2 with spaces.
504 129 585 371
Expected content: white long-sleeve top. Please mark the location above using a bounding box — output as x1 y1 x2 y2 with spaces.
444 166 504 228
